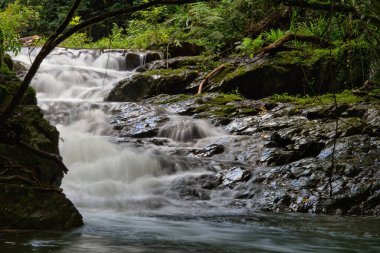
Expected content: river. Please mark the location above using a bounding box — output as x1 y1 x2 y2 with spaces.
3 47 380 253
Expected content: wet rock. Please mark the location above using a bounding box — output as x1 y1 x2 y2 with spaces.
106 69 198 102
203 45 370 99
0 184 83 230
12 61 28 78
150 138 170 146
133 93 380 215
365 107 380 132
125 51 163 70
188 144 225 157
148 42 204 57
111 103 169 138
169 174 220 200
0 77 83 230
303 104 349 119
125 52 141 70
265 132 294 148
260 141 325 166
220 167 251 187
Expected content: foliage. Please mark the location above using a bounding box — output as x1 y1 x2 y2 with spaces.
0 0 39 54
236 29 286 57
236 36 264 57
59 16 90 48
262 29 286 43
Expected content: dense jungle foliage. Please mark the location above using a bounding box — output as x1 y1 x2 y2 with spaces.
0 0 379 85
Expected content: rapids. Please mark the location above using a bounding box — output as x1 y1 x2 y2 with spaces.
5 47 379 253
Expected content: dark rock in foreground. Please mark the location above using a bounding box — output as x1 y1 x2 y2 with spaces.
0 184 83 230
0 74 83 230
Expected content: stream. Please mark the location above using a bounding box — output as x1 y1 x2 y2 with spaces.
3 48 380 253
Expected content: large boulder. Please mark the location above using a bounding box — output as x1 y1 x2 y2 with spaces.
0 73 83 230
0 182 83 230
107 69 198 102
125 51 163 70
204 43 371 98
148 42 204 58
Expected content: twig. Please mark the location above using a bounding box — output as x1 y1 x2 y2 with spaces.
18 141 68 173
197 64 227 95
0 175 40 187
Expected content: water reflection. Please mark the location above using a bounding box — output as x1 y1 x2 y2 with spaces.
1 210 379 253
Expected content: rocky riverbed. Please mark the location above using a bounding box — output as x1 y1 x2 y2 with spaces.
109 92 380 215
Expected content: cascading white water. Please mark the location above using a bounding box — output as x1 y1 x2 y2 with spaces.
12 47 223 211
158 116 225 142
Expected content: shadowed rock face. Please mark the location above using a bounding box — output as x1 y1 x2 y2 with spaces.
111 43 372 102
125 51 163 70
0 184 83 230
0 74 83 230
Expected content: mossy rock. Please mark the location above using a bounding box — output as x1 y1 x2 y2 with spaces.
0 184 83 230
3 54 13 71
205 42 371 99
148 55 221 72
0 71 82 230
107 69 198 102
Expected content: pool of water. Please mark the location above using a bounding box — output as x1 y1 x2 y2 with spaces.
1 208 379 253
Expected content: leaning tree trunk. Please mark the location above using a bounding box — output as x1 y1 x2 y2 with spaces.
0 29 3 70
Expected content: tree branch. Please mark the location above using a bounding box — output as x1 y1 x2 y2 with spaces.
245 8 291 38
0 0 84 129
197 64 227 95
18 141 69 174
276 0 380 27
53 0 206 46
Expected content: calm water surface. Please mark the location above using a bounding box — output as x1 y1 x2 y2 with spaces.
1 208 379 253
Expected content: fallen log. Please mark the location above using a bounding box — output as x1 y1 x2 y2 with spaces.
256 33 330 56
19 35 41 46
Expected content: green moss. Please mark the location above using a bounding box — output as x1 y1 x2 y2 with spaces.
224 66 250 82
0 184 83 230
0 75 37 107
267 90 363 105
155 94 193 104
143 68 195 76
189 92 257 118
0 74 58 152
208 64 235 84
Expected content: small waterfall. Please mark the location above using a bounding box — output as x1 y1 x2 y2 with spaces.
93 52 126 70
139 53 147 67
11 47 209 211
158 116 226 142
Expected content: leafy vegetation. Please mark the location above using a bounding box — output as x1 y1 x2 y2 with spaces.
0 0 39 54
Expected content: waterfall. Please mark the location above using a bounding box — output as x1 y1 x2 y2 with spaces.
139 52 147 67
11 47 219 211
